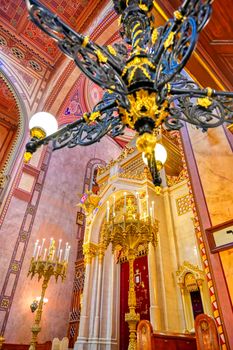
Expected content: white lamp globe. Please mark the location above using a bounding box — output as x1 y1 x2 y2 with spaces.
142 143 167 166
154 143 167 165
29 112 58 137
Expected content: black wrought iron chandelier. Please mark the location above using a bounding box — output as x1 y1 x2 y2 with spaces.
24 0 233 189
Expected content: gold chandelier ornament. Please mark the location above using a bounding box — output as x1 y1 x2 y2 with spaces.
99 194 158 350
23 0 233 189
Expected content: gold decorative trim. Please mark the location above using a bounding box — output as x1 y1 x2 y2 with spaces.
0 72 23 189
153 1 226 90
83 242 99 265
197 97 212 108
176 261 205 291
82 36 89 47
176 194 191 216
227 123 233 134
30 127 46 139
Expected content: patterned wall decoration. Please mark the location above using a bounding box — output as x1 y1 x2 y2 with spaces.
59 74 85 126
0 70 25 198
0 26 50 73
176 194 192 216
68 157 106 347
0 147 52 334
176 133 227 349
23 22 59 61
0 77 19 120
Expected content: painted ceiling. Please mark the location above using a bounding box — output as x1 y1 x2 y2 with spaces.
0 77 19 123
0 0 104 65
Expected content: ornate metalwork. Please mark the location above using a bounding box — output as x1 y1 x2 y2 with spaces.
25 0 233 188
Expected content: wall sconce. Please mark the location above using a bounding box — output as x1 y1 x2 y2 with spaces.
30 297 48 313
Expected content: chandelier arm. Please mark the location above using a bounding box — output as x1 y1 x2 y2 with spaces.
25 118 85 154
25 0 128 95
170 89 233 98
52 105 125 150
166 93 233 131
153 17 197 89
152 0 212 88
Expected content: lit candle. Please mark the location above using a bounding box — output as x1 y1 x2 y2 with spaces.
150 207 152 219
43 248 47 261
57 239 62 257
36 245 41 260
64 244 70 261
49 237 53 249
64 242 69 260
33 240 39 258
66 245 71 262
59 249 63 263
51 249 55 261
146 194 149 217
41 238 45 253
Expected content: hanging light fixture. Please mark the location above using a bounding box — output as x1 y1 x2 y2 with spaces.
24 0 233 189
142 142 167 186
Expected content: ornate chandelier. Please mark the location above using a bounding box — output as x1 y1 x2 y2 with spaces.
24 0 233 189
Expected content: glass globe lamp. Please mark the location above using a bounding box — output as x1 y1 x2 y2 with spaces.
29 112 58 139
142 143 167 170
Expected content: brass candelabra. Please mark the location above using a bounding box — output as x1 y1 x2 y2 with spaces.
0 335 4 350
28 238 70 350
100 194 158 350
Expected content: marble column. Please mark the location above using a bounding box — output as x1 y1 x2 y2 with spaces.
75 260 94 350
148 243 161 330
93 256 104 339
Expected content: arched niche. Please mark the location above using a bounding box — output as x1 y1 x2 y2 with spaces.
176 261 210 331
0 71 26 198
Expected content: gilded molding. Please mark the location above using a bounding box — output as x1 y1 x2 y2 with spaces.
227 123 233 134
97 146 135 176
83 242 99 265
176 261 205 292
0 72 22 189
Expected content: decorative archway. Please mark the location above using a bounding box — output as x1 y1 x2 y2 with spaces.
176 261 209 331
0 71 25 198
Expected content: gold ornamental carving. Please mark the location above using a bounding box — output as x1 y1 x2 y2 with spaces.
97 146 135 176
77 191 100 217
0 335 5 350
83 242 99 265
176 261 205 290
100 195 159 350
227 123 233 134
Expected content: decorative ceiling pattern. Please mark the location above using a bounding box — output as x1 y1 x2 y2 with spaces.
0 77 19 123
0 26 48 76
0 0 104 65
